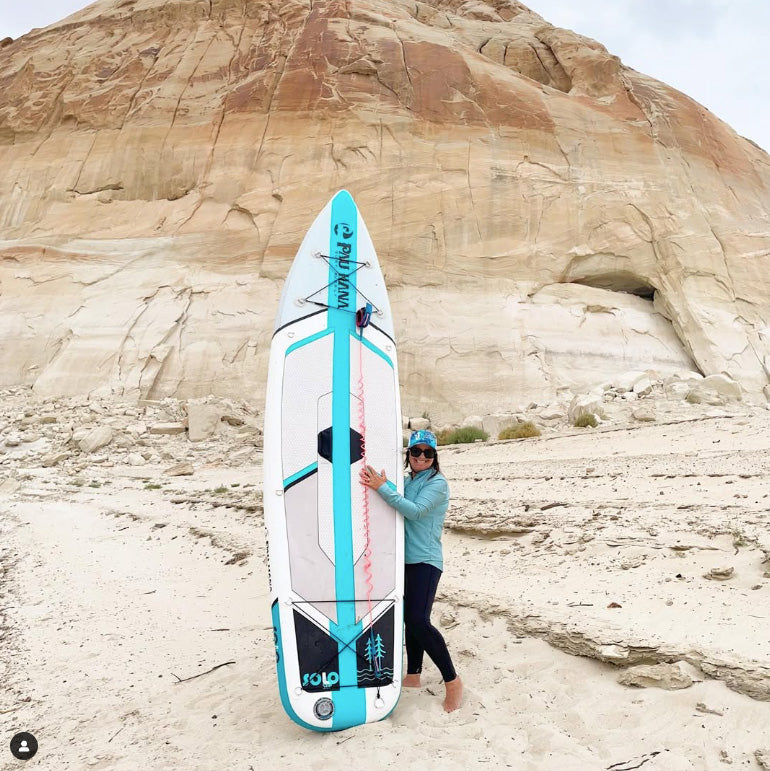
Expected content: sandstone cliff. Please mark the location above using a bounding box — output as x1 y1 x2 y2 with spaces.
1 0 769 419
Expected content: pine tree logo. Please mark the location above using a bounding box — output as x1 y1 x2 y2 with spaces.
358 630 393 685
364 633 386 675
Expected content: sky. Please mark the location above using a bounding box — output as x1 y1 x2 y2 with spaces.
1 0 768 152
527 0 770 152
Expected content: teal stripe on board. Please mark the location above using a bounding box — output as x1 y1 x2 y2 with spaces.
327 191 366 729
357 333 393 369
285 328 332 356
283 462 318 489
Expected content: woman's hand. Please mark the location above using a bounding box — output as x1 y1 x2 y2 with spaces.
360 465 387 490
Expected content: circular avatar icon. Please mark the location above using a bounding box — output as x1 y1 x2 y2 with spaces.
10 732 38 760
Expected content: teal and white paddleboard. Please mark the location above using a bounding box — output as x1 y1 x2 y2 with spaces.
263 191 404 731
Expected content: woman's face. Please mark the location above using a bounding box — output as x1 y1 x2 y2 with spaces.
408 443 435 473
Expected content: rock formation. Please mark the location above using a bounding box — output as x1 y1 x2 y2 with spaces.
1 0 769 420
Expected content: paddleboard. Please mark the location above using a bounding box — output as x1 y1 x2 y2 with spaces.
263 191 404 731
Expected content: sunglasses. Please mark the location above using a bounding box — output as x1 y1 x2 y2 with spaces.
408 446 436 460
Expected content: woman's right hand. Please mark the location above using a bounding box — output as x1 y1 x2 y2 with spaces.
360 465 387 490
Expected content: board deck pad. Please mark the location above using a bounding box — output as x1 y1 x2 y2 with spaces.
264 191 404 731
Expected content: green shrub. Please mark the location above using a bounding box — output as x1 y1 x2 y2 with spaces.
436 426 489 445
499 421 541 440
573 413 598 428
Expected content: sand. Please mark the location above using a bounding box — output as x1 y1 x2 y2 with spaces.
2 404 770 769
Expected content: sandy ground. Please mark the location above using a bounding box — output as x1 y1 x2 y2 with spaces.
2 409 770 769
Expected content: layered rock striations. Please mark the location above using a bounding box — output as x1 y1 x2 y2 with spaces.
1 0 769 418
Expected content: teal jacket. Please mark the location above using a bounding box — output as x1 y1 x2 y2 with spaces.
376 469 449 571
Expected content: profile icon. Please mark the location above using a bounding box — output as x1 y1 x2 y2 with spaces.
9 732 38 760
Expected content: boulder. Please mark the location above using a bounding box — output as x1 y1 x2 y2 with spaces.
568 392 606 424
611 371 649 393
701 374 743 400
78 426 113 453
617 662 693 691
632 407 656 423
164 462 194 476
0 478 21 494
71 427 90 444
482 413 523 438
704 566 735 581
686 373 742 405
187 401 223 442
149 423 187 436
42 451 71 467
632 376 654 396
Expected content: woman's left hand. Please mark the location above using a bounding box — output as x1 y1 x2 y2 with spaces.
360 465 387 490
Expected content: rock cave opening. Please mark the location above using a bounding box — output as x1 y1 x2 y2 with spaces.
526 271 703 396
570 270 656 300
560 271 703 378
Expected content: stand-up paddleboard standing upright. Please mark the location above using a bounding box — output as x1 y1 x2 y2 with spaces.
264 191 404 731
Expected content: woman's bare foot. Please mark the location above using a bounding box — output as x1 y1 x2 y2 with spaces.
402 674 421 688
443 676 463 712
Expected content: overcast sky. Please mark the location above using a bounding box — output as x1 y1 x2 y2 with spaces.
1 0 768 152
528 0 770 152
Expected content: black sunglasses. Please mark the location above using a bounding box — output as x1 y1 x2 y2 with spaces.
408 446 435 459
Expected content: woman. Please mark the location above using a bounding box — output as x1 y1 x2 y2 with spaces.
360 429 463 712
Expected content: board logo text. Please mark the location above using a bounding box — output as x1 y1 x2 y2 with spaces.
333 221 355 310
302 671 339 688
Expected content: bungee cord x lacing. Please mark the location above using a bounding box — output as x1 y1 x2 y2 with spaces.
300 252 382 316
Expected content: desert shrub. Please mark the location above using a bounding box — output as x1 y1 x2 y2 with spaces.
732 529 749 548
498 421 541 440
573 413 598 428
436 426 488 445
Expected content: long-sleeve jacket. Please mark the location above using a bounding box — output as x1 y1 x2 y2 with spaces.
376 469 449 571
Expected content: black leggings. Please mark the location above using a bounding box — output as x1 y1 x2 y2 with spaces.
404 562 457 683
